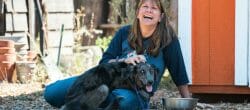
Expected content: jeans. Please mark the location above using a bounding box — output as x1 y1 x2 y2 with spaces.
43 76 149 110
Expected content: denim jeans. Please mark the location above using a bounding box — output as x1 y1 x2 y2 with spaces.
43 76 149 110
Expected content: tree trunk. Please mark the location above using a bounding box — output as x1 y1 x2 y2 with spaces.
169 0 178 33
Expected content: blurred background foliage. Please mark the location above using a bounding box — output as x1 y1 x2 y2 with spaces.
108 0 171 25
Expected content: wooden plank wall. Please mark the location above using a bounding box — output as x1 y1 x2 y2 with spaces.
4 0 29 52
191 0 239 94
5 0 28 32
192 0 235 86
2 0 75 63
44 0 74 62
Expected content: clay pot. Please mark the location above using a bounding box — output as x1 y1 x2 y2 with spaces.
0 40 15 48
0 47 15 54
0 54 16 62
0 61 15 82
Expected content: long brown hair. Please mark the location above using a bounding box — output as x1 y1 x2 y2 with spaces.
128 0 176 57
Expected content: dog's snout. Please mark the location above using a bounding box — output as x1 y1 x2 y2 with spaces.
147 80 154 85
146 72 154 85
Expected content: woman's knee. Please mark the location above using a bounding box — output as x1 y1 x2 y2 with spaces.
44 85 61 108
43 76 78 108
119 97 139 110
44 81 66 108
112 89 141 110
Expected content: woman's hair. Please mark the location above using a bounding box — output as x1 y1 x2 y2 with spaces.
128 0 177 57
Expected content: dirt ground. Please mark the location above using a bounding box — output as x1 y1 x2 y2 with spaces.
0 82 250 110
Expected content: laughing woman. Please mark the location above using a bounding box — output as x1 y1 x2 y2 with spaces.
44 0 190 109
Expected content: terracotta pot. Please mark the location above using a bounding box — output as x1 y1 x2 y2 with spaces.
0 61 15 82
0 47 15 54
27 51 37 61
0 54 16 62
0 40 15 48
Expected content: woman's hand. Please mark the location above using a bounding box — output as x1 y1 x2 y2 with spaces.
124 55 146 65
177 85 191 98
108 55 146 65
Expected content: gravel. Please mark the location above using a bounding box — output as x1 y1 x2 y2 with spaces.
1 82 250 110
0 82 57 110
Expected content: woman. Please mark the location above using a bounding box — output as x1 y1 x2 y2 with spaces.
44 0 190 109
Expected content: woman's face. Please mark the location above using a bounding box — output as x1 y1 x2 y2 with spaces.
137 0 162 27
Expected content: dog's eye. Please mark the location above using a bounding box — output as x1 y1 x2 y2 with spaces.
140 70 145 73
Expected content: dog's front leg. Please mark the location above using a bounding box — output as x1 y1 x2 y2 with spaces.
80 84 109 110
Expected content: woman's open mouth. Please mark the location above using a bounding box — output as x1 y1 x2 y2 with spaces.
143 15 153 21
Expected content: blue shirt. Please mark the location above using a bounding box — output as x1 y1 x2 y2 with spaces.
99 25 189 92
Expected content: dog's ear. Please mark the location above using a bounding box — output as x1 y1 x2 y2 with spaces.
150 64 159 81
154 68 159 81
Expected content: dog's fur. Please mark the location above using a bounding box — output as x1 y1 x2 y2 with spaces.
61 62 157 110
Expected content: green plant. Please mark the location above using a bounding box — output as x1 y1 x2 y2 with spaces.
32 58 49 83
74 6 103 48
95 36 112 52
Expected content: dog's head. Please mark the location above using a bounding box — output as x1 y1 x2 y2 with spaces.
129 62 158 93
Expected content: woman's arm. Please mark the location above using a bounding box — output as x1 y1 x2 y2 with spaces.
163 38 191 97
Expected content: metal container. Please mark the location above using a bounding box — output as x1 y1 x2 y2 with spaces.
162 98 198 110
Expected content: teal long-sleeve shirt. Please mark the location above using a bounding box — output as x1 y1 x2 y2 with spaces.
99 25 189 92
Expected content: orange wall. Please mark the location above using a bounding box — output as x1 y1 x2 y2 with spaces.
192 0 235 85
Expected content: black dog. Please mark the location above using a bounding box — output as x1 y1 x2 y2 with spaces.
61 62 157 110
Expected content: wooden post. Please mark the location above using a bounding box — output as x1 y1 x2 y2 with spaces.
34 0 45 56
0 0 4 35
0 0 3 14
57 24 64 66
28 0 36 50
